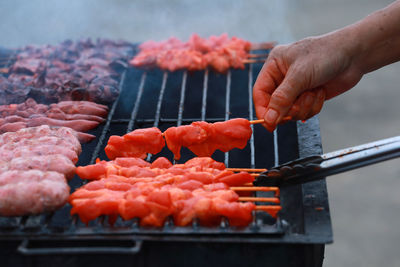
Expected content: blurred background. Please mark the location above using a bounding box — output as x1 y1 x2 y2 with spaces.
1 0 399 266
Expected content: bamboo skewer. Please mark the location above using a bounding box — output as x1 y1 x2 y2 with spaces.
243 59 266 64
255 206 282 212
238 197 280 203
230 186 279 192
227 168 266 173
230 186 279 196
248 53 269 58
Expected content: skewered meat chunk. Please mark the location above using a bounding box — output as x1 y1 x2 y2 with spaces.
130 33 254 73
105 127 165 160
164 118 252 160
70 157 259 226
0 170 70 216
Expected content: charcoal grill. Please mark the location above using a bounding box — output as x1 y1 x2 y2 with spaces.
0 46 332 267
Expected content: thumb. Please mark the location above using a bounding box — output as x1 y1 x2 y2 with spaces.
263 69 307 129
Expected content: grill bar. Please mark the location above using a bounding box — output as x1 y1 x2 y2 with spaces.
248 65 256 169
201 69 209 121
147 71 168 161
273 129 279 166
89 71 127 165
127 72 147 133
224 70 232 167
177 71 188 127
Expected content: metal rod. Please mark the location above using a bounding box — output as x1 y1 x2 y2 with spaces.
126 72 147 133
201 69 209 121
248 65 256 169
147 71 168 161
273 128 279 166
177 71 187 127
224 70 231 167
89 71 127 165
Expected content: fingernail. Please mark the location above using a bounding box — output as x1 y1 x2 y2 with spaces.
265 109 279 124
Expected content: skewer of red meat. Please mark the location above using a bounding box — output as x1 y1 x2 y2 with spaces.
130 33 254 73
70 157 257 226
104 118 252 161
105 127 165 160
164 118 252 160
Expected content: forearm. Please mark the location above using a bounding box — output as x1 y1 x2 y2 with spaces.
344 0 400 74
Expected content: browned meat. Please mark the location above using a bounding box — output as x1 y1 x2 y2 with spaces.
0 170 70 216
0 39 133 104
0 144 78 164
0 121 27 133
0 125 82 152
0 135 81 154
46 108 105 122
51 101 108 117
0 155 76 179
26 116 100 133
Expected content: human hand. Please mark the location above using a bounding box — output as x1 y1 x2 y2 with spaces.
253 34 364 131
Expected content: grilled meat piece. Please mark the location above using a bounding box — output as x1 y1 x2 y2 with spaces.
105 127 165 160
0 170 70 216
1 39 133 104
130 33 252 73
0 155 76 179
70 157 256 226
164 118 252 160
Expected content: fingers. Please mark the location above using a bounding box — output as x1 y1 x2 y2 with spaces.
283 88 326 122
253 56 285 131
263 68 307 130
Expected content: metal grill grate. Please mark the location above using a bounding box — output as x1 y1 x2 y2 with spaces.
0 46 332 246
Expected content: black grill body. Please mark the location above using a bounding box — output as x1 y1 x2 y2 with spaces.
0 46 332 267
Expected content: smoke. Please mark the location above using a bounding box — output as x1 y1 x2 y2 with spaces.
0 0 294 48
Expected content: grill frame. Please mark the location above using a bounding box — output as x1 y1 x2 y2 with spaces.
0 46 332 258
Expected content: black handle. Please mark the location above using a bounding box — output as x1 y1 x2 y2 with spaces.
17 239 143 255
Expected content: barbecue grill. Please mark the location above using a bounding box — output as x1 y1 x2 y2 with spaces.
0 46 332 267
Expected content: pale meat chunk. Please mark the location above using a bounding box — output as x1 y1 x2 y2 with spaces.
0 155 76 179
0 170 70 216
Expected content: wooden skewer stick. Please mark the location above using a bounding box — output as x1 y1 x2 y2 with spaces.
250 173 259 177
226 167 266 172
238 197 280 203
230 186 279 192
243 182 254 186
232 186 279 196
255 205 282 210
249 119 265 125
249 116 292 125
248 53 269 58
243 59 266 64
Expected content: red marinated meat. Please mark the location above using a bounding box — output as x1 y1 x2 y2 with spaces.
164 118 252 160
105 127 165 160
70 156 267 226
130 34 253 73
